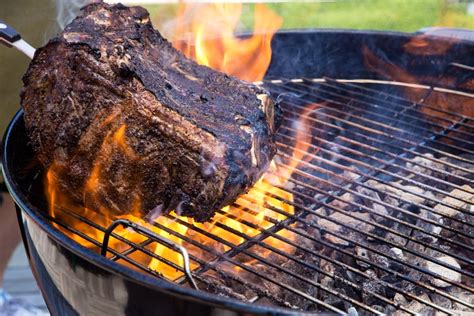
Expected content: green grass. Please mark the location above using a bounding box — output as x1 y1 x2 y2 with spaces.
145 0 474 34
261 1 441 32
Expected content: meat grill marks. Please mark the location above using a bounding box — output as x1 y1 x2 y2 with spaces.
20 2 280 222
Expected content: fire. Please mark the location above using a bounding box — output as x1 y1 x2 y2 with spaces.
45 119 300 281
46 151 296 280
44 3 308 282
362 44 474 121
403 33 457 56
171 3 282 82
268 102 321 185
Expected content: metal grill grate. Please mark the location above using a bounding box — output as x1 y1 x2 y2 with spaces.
39 78 473 315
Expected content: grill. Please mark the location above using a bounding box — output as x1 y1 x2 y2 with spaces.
2 30 473 315
15 78 474 314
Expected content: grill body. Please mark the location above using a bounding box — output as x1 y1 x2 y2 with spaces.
2 30 473 315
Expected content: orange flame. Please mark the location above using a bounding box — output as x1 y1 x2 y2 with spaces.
45 101 324 280
264 102 321 190
171 3 282 82
45 120 298 280
403 34 458 56
362 45 474 122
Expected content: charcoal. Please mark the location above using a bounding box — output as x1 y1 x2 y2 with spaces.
402 294 432 315
20 2 280 222
429 293 452 309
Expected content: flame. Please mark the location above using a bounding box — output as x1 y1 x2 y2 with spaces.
362 44 474 121
265 102 321 188
45 118 303 280
402 34 456 56
171 3 282 82
44 98 325 281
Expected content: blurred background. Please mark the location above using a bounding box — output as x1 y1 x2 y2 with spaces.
150 0 474 32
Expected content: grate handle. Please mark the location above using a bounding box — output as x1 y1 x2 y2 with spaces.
101 218 199 290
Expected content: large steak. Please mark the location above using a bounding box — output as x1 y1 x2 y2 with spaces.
21 2 280 222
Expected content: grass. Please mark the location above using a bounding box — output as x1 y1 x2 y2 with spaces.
260 1 441 31
145 0 474 34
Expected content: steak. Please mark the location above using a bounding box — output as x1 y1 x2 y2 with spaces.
21 2 281 222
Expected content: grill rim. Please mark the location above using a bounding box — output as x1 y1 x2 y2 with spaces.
266 29 474 95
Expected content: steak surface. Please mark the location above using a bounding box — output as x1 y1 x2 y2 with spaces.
21 2 280 222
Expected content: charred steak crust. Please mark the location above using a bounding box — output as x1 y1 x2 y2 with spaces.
21 2 280 222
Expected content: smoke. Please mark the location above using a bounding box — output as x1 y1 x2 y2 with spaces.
146 203 164 222
55 0 95 30
159 3 251 42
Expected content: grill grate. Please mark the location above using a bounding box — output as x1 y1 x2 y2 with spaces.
38 78 473 315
